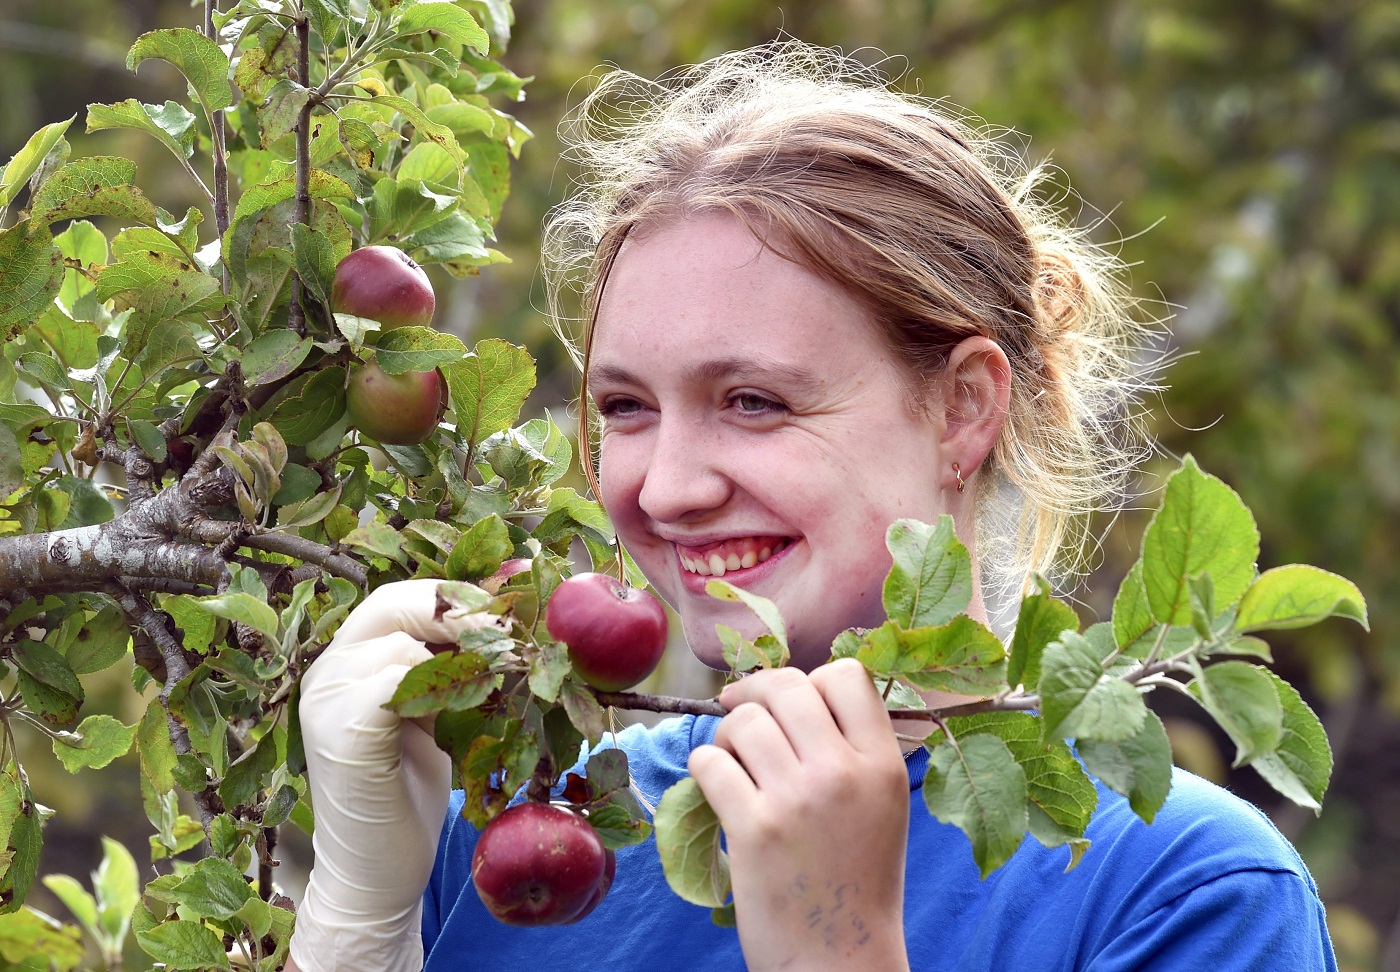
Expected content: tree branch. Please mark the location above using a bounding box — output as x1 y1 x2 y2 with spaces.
287 7 313 335
112 585 223 829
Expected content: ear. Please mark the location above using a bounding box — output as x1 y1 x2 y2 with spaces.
939 336 1011 488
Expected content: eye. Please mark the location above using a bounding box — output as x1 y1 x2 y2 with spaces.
729 392 786 415
597 396 647 419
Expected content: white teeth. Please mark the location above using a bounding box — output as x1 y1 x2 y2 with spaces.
726 553 742 571
758 547 772 562
740 551 757 569
692 557 711 575
709 554 727 577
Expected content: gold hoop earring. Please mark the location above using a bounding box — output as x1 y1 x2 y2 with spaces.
952 462 965 494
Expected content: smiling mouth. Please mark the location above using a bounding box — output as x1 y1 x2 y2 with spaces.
677 537 793 578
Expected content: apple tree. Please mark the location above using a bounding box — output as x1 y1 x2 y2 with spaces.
0 0 1373 967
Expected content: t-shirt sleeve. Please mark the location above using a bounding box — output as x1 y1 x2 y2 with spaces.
1086 866 1337 972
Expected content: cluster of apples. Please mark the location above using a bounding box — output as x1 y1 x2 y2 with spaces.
331 246 446 445
334 247 676 924
470 572 669 925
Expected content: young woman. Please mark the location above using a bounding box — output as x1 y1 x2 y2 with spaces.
286 44 1336 972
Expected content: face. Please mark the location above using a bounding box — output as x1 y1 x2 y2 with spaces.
588 214 953 672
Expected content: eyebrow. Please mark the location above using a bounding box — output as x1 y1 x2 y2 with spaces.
586 356 828 395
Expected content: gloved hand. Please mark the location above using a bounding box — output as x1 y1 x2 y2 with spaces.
288 580 500 972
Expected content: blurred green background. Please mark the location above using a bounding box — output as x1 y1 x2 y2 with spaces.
3 0 1397 968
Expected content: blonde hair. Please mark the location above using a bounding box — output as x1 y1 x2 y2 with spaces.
545 42 1159 590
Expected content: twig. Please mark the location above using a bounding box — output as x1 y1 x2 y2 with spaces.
111 585 223 829
287 7 312 335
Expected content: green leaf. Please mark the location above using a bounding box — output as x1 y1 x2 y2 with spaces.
0 775 44 914
290 223 338 314
443 338 536 449
14 637 83 703
445 514 512 580
304 0 351 46
948 712 1097 858
28 157 159 227
137 699 178 793
190 592 280 641
136 918 233 970
52 220 107 313
342 521 408 565
0 908 84 971
385 652 498 718
53 714 137 772
1249 672 1332 812
525 639 570 703
1141 456 1260 625
587 803 653 850
40 875 98 938
526 490 610 552
219 729 280 810
1235 565 1368 633
559 678 605 741
374 325 467 375
1189 660 1284 766
370 94 466 171
1111 560 1156 650
704 580 788 650
258 79 313 145
265 367 346 447
1077 709 1175 824
93 836 139 944
125 418 166 463
1007 592 1079 691
922 733 1028 878
842 617 1006 696
655 778 731 908
1038 631 1147 744
171 857 256 921
127 29 233 122
0 223 64 342
222 171 354 281
395 2 490 53
242 330 314 387
86 99 197 161
883 516 973 629
0 115 75 210
717 626 789 673
0 423 20 497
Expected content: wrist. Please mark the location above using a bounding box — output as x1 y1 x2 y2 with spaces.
288 886 425 972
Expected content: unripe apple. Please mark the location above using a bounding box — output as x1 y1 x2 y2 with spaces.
345 360 446 445
331 245 435 330
471 802 609 926
545 573 668 692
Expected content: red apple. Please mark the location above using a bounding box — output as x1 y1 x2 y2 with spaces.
471 802 608 926
331 245 435 331
565 847 616 924
545 573 667 692
345 360 446 445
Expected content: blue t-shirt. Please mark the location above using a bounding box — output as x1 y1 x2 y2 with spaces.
423 715 1336 970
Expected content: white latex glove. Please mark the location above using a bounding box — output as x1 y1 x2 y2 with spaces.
289 579 499 972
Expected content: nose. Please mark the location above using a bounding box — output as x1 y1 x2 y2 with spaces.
634 416 732 524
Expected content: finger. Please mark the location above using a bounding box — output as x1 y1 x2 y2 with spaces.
808 658 902 757
332 579 502 647
687 744 758 823
719 668 848 761
309 631 435 685
711 702 801 789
